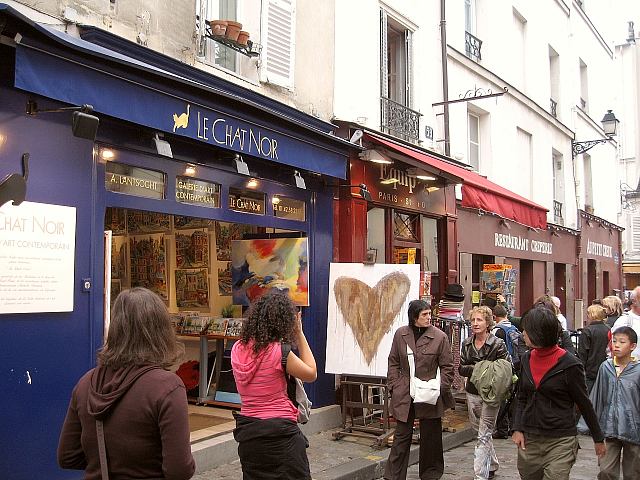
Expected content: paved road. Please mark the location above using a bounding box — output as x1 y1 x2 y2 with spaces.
404 435 600 479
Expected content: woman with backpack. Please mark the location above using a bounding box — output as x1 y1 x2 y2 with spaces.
231 292 317 479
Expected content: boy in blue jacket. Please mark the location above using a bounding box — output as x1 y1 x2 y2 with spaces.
584 326 640 479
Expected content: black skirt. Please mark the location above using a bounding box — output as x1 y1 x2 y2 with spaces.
233 414 310 480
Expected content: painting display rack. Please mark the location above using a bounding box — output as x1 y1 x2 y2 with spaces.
332 376 393 448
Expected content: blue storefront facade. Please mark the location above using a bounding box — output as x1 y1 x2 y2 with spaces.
0 5 352 478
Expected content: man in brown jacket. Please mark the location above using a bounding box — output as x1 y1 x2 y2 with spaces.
385 299 455 480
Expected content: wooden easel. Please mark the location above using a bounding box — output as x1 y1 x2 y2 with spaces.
332 375 393 448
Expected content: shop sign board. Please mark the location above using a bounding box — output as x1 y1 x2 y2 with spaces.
175 176 220 208
229 188 265 215
494 233 553 255
105 162 165 199
0 201 76 313
362 162 446 214
272 196 305 221
585 239 613 259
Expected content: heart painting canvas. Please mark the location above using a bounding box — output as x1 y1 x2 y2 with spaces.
325 263 420 376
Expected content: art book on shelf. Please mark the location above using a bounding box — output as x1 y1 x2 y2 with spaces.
225 318 244 337
205 318 228 336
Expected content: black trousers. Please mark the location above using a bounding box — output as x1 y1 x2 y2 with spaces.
384 403 444 480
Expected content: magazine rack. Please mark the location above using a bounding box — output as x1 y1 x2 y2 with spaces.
332 376 393 448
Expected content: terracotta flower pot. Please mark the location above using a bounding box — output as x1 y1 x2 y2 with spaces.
237 31 250 46
209 20 227 36
225 21 242 42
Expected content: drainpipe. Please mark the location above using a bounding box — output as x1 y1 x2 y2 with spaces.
440 0 450 156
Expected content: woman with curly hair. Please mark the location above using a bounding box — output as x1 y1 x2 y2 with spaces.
231 292 317 479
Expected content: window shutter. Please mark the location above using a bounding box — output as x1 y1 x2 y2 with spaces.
380 9 388 99
405 29 413 108
632 216 640 251
262 0 296 89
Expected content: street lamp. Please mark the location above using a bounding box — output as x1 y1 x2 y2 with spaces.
572 110 619 158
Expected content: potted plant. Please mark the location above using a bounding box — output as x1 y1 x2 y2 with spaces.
225 20 242 41
209 19 227 36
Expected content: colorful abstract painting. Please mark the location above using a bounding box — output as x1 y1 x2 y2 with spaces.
231 238 309 306
325 263 420 376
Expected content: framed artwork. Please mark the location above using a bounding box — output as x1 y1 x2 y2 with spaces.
225 318 244 337
127 209 171 234
217 262 232 296
174 215 214 230
231 237 309 306
175 230 209 268
105 207 127 235
325 263 420 376
110 235 127 280
205 318 228 336
175 268 209 308
129 234 168 299
215 222 252 261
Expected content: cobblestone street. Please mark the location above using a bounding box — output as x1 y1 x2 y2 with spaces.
404 435 600 480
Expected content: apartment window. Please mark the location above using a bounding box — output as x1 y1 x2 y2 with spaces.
197 0 238 71
549 45 560 118
513 9 527 89
583 153 593 213
468 113 480 170
552 151 564 224
579 59 589 112
465 0 476 35
517 127 533 197
380 9 419 142
464 0 482 61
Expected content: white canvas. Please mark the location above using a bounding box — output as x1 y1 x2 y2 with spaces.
325 263 420 377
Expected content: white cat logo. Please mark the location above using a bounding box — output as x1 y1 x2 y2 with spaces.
172 104 190 132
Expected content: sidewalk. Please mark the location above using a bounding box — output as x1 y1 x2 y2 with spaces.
192 413 474 480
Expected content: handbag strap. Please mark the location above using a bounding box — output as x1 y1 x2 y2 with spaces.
96 420 109 480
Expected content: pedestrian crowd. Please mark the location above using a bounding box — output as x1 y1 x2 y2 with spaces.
55 285 640 480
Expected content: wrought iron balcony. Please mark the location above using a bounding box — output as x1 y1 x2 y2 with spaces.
580 97 587 110
553 200 563 225
380 97 422 143
465 31 482 61
550 98 558 118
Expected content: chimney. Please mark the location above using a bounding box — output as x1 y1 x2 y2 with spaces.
627 21 636 44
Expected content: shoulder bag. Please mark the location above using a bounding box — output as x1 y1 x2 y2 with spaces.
281 343 312 424
407 345 440 405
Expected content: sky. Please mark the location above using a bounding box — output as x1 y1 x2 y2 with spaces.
606 0 640 44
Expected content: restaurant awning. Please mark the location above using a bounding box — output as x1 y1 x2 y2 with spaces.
365 133 548 229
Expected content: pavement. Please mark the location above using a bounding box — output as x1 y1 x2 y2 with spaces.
404 434 600 480
193 422 475 480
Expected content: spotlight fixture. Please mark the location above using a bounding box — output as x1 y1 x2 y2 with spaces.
294 170 306 189
26 100 99 141
499 218 511 229
337 183 372 201
246 178 258 189
153 133 173 158
380 178 399 185
100 148 115 161
272 196 281 205
417 175 437 181
234 154 250 175
184 164 197 176
358 149 392 165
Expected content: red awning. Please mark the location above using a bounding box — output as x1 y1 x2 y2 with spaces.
365 133 548 229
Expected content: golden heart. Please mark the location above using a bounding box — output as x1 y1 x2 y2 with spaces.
334 271 411 364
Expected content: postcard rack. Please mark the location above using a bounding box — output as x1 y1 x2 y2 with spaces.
332 376 393 449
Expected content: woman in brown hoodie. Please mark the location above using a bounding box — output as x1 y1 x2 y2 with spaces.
57 287 195 479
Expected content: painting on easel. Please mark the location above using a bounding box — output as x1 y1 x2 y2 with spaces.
325 263 420 377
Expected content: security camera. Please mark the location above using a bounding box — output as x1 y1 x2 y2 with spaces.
349 129 363 144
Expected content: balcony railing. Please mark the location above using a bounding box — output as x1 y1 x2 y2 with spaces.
465 31 482 61
550 98 558 118
553 200 564 225
380 97 421 143
580 97 587 110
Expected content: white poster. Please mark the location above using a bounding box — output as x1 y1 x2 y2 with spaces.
325 263 420 377
0 201 77 313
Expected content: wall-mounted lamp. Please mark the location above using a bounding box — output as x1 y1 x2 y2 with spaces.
417 175 437 181
499 218 511 229
235 154 250 175
246 178 259 189
337 183 372 201
272 195 281 205
184 164 197 176
26 101 99 141
294 170 306 189
380 178 399 185
550 230 560 237
153 133 173 158
572 109 619 158
359 149 392 165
